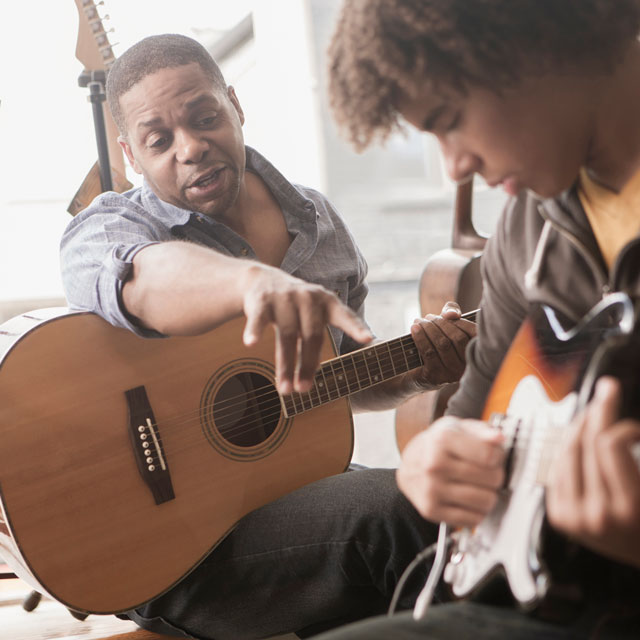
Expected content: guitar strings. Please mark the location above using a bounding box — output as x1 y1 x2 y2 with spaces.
127 339 418 458
149 342 413 446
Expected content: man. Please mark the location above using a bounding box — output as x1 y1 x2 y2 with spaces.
320 0 640 638
60 34 474 639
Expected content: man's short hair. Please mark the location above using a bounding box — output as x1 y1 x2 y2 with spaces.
106 33 227 136
328 0 640 151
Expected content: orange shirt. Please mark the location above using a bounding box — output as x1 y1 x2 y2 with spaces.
578 167 640 271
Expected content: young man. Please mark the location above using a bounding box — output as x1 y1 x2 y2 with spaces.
60 34 474 639
321 0 640 638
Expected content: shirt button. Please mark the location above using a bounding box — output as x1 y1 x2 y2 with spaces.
240 247 249 256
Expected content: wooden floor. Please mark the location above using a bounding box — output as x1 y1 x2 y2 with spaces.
0 574 141 640
0 574 297 639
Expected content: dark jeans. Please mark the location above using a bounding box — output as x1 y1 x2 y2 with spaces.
125 468 439 639
311 601 640 640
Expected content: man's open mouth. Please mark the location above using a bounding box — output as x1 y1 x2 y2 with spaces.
191 167 225 188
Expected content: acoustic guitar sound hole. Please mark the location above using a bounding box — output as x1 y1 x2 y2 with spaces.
212 373 281 447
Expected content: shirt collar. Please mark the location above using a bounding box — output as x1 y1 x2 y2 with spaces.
138 145 318 226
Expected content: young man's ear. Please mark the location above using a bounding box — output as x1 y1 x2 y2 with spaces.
227 86 245 126
118 136 142 175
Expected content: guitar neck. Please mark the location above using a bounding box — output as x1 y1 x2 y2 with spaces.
69 0 131 215
281 334 421 417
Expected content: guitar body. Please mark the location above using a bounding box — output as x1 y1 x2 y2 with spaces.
0 309 353 614
443 293 640 607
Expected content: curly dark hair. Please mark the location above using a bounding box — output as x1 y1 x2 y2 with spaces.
328 0 640 151
106 34 227 136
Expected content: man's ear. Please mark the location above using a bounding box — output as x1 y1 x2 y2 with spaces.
227 86 245 126
118 136 142 175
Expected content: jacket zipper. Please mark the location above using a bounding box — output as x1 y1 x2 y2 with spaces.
536 204 619 301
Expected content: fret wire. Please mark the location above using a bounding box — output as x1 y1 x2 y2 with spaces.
372 343 384 383
307 381 320 408
349 352 364 391
336 357 350 395
338 353 355 395
324 361 340 401
316 367 330 404
385 342 398 377
289 392 301 415
362 348 374 386
399 337 411 371
328 359 344 398
283 395 296 418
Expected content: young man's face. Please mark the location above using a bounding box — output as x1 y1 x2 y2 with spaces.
118 62 246 216
396 75 592 198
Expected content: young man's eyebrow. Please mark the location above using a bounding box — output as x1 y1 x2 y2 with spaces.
422 104 449 131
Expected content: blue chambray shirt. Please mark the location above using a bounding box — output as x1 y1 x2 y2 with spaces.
60 146 370 355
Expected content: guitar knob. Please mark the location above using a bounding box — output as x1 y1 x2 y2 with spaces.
443 562 456 584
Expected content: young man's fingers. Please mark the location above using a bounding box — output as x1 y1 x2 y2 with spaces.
582 377 621 500
433 418 506 467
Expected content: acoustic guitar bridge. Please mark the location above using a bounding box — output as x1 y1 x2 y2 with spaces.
125 386 175 505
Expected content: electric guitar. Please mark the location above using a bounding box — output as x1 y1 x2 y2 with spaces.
0 308 427 615
442 292 640 607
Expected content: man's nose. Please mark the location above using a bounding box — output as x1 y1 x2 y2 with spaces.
441 142 480 184
175 129 208 164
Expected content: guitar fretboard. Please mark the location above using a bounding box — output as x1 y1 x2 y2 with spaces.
281 334 421 417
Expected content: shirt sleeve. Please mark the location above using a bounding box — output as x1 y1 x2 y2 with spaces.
339 241 372 354
60 192 172 337
446 199 529 418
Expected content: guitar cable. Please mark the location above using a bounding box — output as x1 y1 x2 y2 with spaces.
387 522 453 617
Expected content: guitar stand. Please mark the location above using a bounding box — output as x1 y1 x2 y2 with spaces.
78 69 113 192
20 587 88 620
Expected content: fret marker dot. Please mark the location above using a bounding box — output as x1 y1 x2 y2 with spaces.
374 375 379 381
319 381 324 387
338 375 343 380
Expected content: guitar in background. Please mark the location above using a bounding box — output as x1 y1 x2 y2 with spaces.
67 0 132 216
395 178 487 452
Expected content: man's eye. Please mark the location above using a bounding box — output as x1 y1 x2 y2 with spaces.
149 136 168 149
445 113 461 131
197 115 216 127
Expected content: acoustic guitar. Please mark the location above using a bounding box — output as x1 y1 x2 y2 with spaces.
0 308 433 615
68 0 132 215
441 292 640 607
395 178 487 452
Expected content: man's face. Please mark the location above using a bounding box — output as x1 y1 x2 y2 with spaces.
118 63 246 216
396 76 592 199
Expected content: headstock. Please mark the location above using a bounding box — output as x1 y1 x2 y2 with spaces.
74 0 116 71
